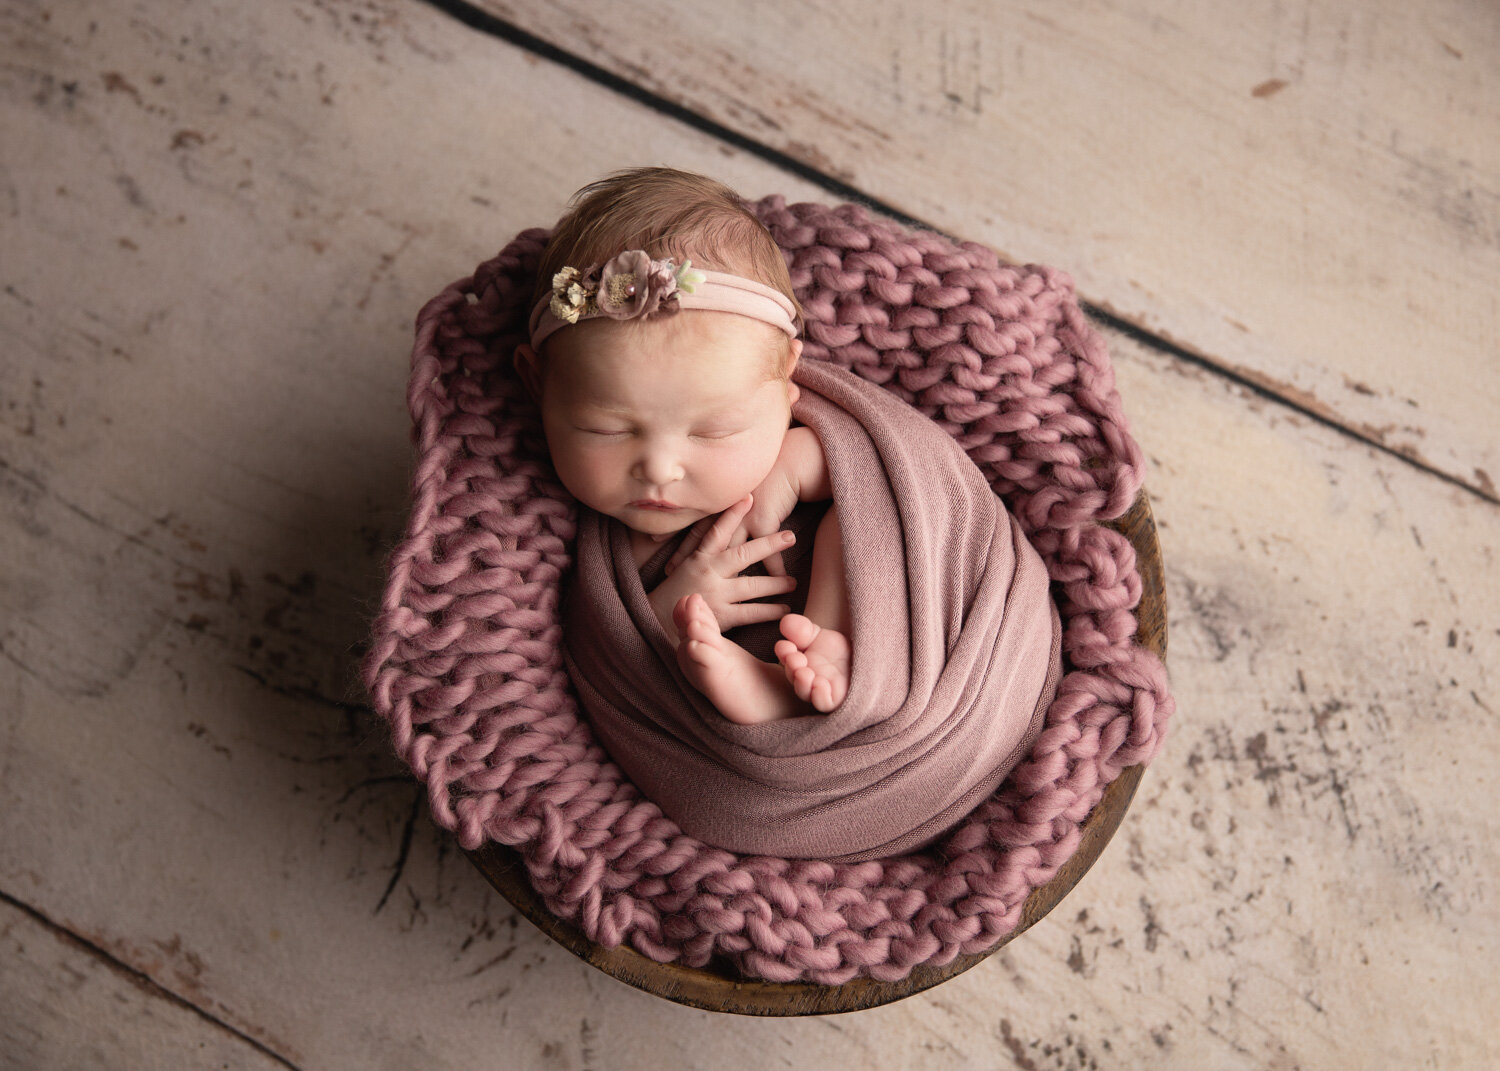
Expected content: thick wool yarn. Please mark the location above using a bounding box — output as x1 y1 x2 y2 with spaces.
363 197 1174 983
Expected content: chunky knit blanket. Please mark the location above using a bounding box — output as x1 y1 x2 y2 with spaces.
364 197 1174 983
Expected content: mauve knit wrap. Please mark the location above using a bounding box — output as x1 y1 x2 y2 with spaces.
363 197 1175 983
563 359 1062 860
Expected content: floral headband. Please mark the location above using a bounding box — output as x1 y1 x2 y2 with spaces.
527 250 799 350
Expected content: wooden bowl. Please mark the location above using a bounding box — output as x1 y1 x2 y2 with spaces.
468 489 1167 1014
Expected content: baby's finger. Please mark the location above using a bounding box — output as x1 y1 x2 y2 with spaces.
695 494 756 558
719 602 792 630
664 515 715 575
732 574 798 601
733 529 796 571
739 513 790 575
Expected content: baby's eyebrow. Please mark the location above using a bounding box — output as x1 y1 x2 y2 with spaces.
570 396 634 415
693 408 756 428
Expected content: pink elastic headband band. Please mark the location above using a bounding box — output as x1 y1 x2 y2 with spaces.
527 250 799 350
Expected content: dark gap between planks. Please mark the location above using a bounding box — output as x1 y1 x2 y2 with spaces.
0 888 303 1071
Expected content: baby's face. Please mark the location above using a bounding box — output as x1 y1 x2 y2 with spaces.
535 311 799 538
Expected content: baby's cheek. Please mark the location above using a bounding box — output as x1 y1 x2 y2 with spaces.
553 450 604 500
728 451 779 499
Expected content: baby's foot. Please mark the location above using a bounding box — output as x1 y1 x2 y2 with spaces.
773 614 852 713
674 594 803 724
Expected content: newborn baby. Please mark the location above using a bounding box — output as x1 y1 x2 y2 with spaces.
516 167 1060 859
516 167 849 722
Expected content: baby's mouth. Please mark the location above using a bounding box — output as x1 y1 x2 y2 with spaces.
628 499 680 511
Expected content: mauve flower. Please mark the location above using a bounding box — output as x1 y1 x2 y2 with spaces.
597 251 677 319
646 258 679 295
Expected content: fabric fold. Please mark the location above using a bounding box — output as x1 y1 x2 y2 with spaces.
562 359 1061 860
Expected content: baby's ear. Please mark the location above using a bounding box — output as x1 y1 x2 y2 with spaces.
514 343 543 399
785 339 802 404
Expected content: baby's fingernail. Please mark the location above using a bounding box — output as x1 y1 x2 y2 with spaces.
780 532 795 543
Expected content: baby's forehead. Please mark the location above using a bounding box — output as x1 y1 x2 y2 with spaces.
550 312 789 376
612 307 786 347
561 365 768 407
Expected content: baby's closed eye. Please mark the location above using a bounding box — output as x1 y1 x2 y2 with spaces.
691 425 747 441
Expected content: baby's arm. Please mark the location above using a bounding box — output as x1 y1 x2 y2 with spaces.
771 426 832 496
745 426 831 535
723 427 832 577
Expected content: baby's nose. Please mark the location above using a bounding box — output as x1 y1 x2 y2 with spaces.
633 445 684 486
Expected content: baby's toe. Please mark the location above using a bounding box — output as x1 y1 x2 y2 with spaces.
791 666 819 703
824 673 849 711
684 620 715 649
680 599 720 641
679 633 703 659
672 594 699 632
778 613 819 650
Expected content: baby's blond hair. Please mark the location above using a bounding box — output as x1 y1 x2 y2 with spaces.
535 168 801 373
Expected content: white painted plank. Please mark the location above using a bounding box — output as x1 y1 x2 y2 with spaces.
471 0 1500 497
0 0 1495 1068
1013 332 1500 1068
0 897 290 1071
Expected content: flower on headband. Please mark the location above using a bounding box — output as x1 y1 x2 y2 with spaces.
674 260 706 294
597 251 682 320
548 266 592 324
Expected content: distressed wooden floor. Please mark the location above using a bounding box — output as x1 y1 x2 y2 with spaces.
2 0 1496 1067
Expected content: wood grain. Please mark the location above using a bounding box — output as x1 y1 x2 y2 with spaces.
0 896 292 1071
464 0 1500 499
0 0 1495 1065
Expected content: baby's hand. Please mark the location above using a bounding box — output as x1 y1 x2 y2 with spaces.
666 433 816 579
648 495 797 643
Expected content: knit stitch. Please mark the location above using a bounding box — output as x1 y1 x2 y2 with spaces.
363 197 1174 983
